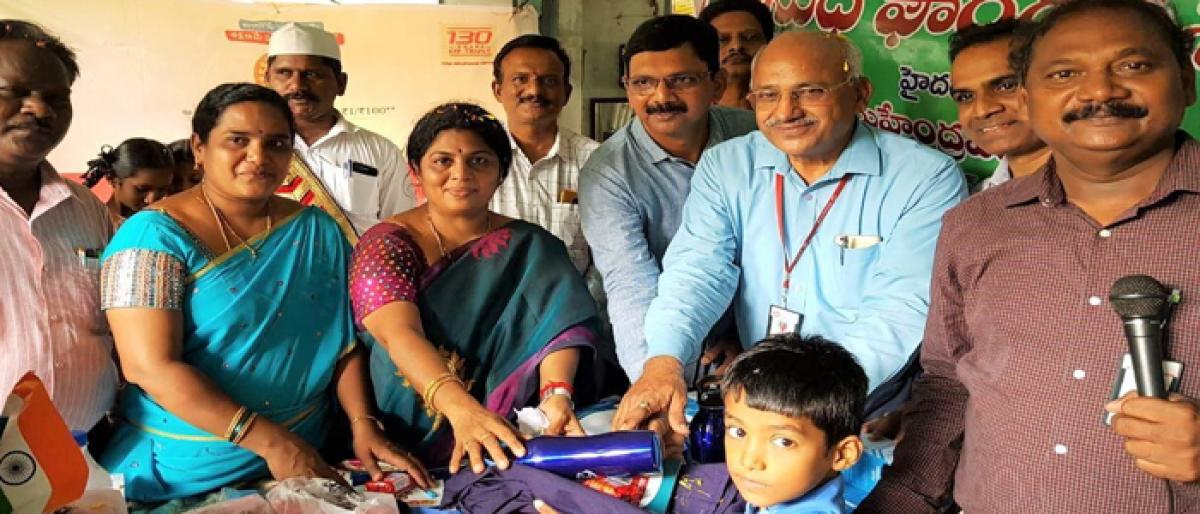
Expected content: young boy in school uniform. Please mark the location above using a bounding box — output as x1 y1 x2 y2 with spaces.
719 333 867 513
531 333 867 514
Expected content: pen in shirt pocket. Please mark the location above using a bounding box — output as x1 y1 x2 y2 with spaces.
557 188 578 204
834 234 882 265
76 247 102 268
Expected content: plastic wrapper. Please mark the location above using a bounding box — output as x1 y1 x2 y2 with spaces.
188 494 275 514
337 462 416 497
131 488 260 514
514 407 550 437
579 474 649 505
265 478 398 514
399 480 443 508
363 473 413 495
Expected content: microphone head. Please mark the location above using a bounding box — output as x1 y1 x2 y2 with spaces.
1110 275 1169 319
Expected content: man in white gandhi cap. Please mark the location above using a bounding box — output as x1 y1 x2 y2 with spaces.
266 22 414 241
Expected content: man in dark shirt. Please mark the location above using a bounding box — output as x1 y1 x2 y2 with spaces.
859 0 1200 511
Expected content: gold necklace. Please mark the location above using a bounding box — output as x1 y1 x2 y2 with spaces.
426 210 491 259
200 186 272 259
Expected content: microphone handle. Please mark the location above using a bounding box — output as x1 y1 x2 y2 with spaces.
1124 318 1168 399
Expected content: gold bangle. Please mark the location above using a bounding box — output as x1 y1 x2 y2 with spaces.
224 406 248 441
425 378 463 416
421 373 458 406
422 373 464 414
350 415 385 431
232 412 259 445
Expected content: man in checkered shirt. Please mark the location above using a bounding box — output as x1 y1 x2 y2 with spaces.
488 35 599 279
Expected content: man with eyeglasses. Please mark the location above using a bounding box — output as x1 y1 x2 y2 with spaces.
612 31 966 449
700 0 775 110
580 15 756 389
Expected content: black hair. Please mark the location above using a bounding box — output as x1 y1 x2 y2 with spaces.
1010 0 1192 83
81 138 174 188
191 83 296 143
948 19 1027 63
266 55 343 76
721 333 867 447
623 15 721 75
698 0 776 41
0 20 79 84
493 35 572 84
406 102 513 181
167 138 194 166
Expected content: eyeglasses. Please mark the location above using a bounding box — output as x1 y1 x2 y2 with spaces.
746 76 858 107
622 72 711 96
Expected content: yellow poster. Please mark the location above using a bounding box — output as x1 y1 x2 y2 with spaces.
672 0 699 16
0 0 537 171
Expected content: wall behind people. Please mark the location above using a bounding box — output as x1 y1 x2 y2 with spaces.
689 0 1200 186
0 0 536 172
539 0 666 139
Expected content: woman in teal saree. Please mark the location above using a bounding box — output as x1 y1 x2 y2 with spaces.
351 103 601 475
98 83 429 502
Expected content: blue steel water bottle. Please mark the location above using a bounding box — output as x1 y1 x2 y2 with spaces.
687 376 725 464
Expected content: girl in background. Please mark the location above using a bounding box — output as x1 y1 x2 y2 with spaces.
167 138 202 193
82 138 174 227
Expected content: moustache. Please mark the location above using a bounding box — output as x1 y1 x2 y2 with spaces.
519 95 551 106
1063 101 1148 123
765 116 816 129
645 102 687 115
5 116 53 133
284 91 318 103
723 50 751 65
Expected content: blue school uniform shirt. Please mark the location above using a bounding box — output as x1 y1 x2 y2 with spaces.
745 475 846 514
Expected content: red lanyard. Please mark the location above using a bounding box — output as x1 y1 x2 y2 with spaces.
775 173 851 307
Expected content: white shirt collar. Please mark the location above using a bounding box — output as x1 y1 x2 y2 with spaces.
508 126 565 166
297 113 357 150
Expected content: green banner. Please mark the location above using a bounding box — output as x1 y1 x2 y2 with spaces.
712 0 1200 185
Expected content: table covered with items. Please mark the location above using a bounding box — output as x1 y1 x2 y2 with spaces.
2 375 888 514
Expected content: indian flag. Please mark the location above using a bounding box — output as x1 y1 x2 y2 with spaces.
0 373 87 514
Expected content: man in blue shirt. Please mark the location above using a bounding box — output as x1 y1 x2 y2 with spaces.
613 31 967 437
580 15 757 382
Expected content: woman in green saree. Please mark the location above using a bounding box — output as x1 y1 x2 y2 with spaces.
351 103 601 475
98 83 430 502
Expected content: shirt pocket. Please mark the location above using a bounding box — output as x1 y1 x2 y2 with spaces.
349 170 380 217
550 202 587 271
71 252 107 334
835 245 880 308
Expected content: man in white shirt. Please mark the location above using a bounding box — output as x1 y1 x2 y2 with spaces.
266 22 413 239
490 35 599 274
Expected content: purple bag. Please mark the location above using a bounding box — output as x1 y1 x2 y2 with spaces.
442 463 745 514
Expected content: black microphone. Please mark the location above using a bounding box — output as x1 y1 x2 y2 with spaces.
1109 275 1171 399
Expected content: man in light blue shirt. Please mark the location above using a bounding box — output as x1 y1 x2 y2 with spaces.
613 31 966 434
580 15 756 381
